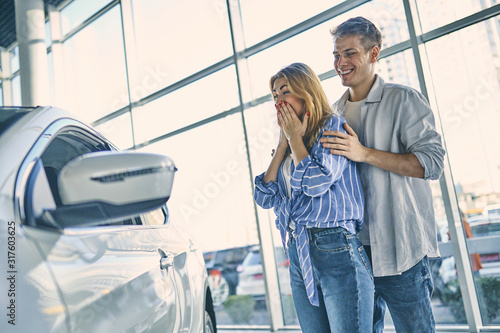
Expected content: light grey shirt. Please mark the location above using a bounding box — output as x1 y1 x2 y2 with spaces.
334 75 446 277
344 98 366 136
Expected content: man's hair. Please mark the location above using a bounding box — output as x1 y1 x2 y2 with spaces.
330 17 382 51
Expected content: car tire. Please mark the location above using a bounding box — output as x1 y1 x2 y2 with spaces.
204 310 215 333
208 274 230 306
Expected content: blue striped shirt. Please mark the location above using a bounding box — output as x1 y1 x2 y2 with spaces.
254 115 364 306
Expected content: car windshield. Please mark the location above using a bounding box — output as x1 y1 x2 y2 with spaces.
0 107 36 136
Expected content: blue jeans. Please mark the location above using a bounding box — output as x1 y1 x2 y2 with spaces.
365 246 436 333
288 227 374 333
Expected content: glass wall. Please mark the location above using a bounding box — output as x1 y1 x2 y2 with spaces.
129 0 234 93
2 0 499 330
62 4 128 123
420 13 500 325
11 75 21 106
131 65 239 145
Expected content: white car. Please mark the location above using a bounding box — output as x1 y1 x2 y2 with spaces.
438 215 500 283
236 246 291 300
0 106 216 333
482 204 500 217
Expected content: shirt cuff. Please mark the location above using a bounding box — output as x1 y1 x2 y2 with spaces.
255 172 279 194
413 151 440 180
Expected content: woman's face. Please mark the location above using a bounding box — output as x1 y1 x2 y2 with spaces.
272 77 305 118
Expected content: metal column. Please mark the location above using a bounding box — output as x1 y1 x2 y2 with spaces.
15 0 50 106
47 5 66 109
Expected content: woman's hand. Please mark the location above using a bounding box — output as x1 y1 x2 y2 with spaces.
276 101 309 141
276 101 310 165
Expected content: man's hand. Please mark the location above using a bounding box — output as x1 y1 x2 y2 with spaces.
320 122 367 162
320 122 425 178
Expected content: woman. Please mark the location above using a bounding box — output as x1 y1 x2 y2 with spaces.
254 63 374 332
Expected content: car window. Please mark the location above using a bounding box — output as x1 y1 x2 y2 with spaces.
487 208 500 216
41 129 110 206
219 247 250 265
244 251 261 266
471 222 500 237
27 126 142 227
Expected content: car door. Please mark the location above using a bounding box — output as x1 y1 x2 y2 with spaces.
20 120 189 332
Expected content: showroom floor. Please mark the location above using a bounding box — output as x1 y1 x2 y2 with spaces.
218 326 397 332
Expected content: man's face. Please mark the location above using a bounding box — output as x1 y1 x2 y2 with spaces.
333 35 377 90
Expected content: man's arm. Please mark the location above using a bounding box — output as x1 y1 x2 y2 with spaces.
320 122 425 178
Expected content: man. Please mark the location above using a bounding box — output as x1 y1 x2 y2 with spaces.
320 17 445 332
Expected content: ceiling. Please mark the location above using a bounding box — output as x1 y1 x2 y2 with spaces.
0 0 68 49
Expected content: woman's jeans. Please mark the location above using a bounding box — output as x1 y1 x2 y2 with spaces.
288 227 374 333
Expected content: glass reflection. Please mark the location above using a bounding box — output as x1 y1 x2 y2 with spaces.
130 0 233 90
139 114 257 251
247 0 409 100
95 112 134 150
12 75 21 106
413 0 497 33
60 0 113 35
243 100 301 325
10 46 19 74
424 18 500 325
239 0 344 47
139 114 260 324
45 21 51 48
132 66 239 144
62 5 128 123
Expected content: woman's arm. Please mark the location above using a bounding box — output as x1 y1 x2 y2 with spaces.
263 130 288 184
255 131 287 209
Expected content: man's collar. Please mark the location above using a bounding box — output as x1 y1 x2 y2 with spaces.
339 74 384 106
366 74 384 103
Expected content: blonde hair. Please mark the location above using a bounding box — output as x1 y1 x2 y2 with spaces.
270 63 333 151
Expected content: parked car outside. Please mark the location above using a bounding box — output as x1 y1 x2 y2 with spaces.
469 215 500 277
437 215 500 285
203 245 252 306
0 106 216 332
236 246 291 301
482 204 500 218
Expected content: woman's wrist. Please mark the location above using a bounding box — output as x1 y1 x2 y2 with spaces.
276 140 288 152
288 135 304 148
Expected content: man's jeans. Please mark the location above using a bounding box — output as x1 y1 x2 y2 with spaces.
365 246 436 333
288 227 374 333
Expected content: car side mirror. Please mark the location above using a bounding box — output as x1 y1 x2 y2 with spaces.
39 151 177 228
